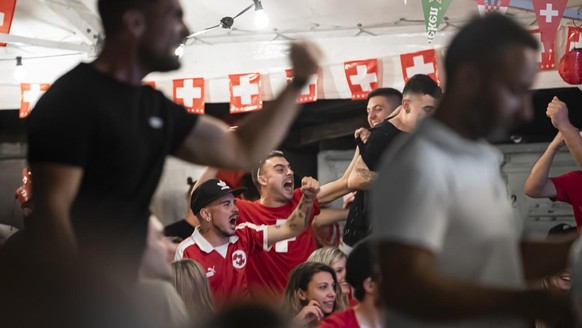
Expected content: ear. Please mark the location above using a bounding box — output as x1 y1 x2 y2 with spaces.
363 277 376 294
402 99 411 113
296 289 307 301
122 9 146 38
257 174 268 187
199 208 211 222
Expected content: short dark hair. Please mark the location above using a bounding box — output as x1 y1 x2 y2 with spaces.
98 0 157 36
345 239 375 301
444 13 538 89
251 150 286 192
403 74 442 100
367 88 403 110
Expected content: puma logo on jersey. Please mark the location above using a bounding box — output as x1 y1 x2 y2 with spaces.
206 266 215 278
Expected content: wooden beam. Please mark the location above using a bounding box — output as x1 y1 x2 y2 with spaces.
299 116 367 145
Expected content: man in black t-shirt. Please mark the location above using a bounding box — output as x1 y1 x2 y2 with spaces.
23 0 321 284
343 75 443 249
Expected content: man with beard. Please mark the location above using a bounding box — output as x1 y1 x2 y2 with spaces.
372 13 575 327
24 0 321 284
175 178 319 307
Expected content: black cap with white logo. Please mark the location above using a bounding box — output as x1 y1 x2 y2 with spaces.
190 179 246 214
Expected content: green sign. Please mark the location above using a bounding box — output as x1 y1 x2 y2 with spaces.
422 0 453 43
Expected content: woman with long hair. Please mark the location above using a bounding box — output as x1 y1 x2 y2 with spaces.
282 262 345 327
171 259 215 321
306 247 350 308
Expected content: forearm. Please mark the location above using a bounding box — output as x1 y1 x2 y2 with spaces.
523 148 558 197
559 124 582 168
520 237 575 281
285 196 314 233
318 179 350 205
347 157 376 190
312 208 348 228
230 83 304 169
193 167 218 189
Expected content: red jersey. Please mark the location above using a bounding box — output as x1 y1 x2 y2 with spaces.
318 308 360 328
174 224 268 307
236 188 321 301
551 171 582 229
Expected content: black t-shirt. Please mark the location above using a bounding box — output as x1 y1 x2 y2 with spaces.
343 120 402 246
164 219 195 240
27 63 198 256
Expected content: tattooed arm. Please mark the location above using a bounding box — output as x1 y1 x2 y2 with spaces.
347 156 377 191
266 177 320 246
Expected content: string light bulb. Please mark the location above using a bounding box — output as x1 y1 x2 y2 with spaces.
14 56 27 81
254 0 269 28
175 44 185 57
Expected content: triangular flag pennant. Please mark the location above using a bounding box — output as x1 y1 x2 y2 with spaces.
531 29 556 71
20 83 51 118
229 73 262 114
476 0 511 15
400 49 440 84
422 0 453 43
285 69 318 103
0 0 17 47
344 59 378 100
173 78 205 114
532 0 568 52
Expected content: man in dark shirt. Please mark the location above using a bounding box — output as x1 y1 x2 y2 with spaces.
342 75 442 249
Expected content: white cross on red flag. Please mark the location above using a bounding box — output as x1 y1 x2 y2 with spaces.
0 0 17 47
344 59 378 100
476 0 510 15
400 49 439 84
20 83 50 118
173 78 205 114
566 26 582 52
532 0 568 53
229 73 262 114
285 69 318 103
531 29 556 70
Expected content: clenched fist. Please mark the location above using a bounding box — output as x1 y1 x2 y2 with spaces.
301 176 320 202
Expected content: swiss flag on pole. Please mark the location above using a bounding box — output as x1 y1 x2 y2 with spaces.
20 83 50 119
285 69 317 103
173 78 205 114
532 0 568 52
566 26 582 51
344 59 378 100
531 29 556 70
0 0 17 47
476 0 511 15
229 73 262 114
400 49 439 84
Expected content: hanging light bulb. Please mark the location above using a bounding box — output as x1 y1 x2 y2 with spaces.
254 0 269 28
175 43 185 58
14 56 27 82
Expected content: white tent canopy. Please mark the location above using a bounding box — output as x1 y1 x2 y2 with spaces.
1 0 581 110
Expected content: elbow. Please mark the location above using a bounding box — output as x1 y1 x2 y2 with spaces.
523 183 541 198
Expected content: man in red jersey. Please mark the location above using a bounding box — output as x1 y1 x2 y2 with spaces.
175 177 319 307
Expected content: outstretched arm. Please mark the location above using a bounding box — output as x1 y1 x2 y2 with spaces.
317 147 360 205
176 42 322 171
523 132 563 198
378 241 570 324
266 177 319 245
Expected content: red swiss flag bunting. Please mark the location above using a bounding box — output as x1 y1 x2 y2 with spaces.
0 0 17 47
532 0 567 53
344 59 378 100
531 29 556 70
229 73 262 114
400 49 439 84
566 26 582 52
143 81 156 89
20 83 50 119
173 78 205 114
285 69 317 103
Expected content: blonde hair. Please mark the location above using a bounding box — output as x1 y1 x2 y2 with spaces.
306 247 349 309
172 259 215 320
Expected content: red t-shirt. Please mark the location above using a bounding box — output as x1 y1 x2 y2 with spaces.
550 171 582 229
236 188 321 301
318 308 360 328
174 224 268 307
